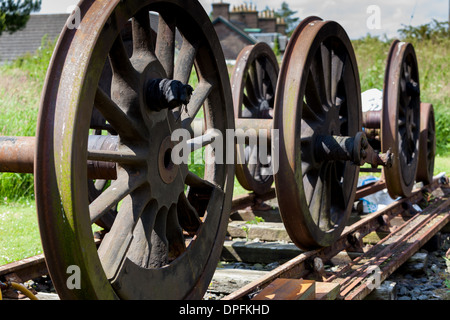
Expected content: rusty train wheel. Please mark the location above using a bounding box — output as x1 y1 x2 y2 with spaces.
273 17 361 250
416 102 436 185
35 0 234 300
382 40 420 198
231 42 279 194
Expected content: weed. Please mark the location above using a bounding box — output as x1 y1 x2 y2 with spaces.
241 216 265 241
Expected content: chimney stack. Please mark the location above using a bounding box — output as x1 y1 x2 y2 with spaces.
212 1 230 20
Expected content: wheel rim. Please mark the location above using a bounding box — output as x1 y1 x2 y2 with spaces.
382 40 420 198
416 102 435 185
231 42 279 194
35 0 234 300
273 17 361 250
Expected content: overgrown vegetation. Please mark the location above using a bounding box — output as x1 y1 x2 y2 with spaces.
0 36 55 202
353 20 450 156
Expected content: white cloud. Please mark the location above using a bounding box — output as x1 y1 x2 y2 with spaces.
38 0 79 14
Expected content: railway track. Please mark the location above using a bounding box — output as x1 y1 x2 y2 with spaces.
223 176 450 300
1 175 448 300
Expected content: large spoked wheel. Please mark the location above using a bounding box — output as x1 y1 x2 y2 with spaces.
416 102 436 185
231 42 279 194
35 0 234 300
382 40 420 198
273 17 361 250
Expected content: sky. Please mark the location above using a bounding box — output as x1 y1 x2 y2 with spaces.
37 0 449 39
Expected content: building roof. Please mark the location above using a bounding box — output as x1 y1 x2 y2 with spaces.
212 16 258 44
0 14 69 63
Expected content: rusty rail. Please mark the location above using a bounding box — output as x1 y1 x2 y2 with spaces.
224 176 449 300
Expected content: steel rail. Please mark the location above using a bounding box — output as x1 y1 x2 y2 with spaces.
223 176 449 300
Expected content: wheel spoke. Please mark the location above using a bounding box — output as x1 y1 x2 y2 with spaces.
242 94 258 117
320 43 332 106
94 87 144 140
132 9 156 59
304 168 319 206
174 37 199 84
329 163 345 225
331 50 345 105
167 204 187 261
309 166 325 225
155 14 175 79
109 34 137 84
245 71 260 106
304 71 325 122
87 147 145 165
125 201 158 268
310 47 329 108
180 80 213 128
149 207 170 268
97 191 154 277
318 164 332 230
89 169 146 223
187 131 220 153
254 59 265 99
185 171 215 189
177 192 202 233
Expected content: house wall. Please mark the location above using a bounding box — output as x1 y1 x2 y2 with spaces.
213 22 254 60
229 11 259 29
0 14 69 63
258 18 277 33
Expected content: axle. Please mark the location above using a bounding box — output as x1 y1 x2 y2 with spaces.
314 132 392 168
0 127 391 178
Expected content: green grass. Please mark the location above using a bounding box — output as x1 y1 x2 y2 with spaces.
0 200 41 265
353 34 450 156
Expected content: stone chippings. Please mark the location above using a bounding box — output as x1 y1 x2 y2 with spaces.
387 232 450 300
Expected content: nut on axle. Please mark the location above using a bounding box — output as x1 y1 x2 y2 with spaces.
315 132 392 168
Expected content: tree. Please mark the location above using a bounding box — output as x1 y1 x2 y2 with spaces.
0 0 41 35
273 35 280 57
275 2 299 36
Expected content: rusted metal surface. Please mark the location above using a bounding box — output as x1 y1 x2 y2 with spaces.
230 188 276 212
273 17 362 250
35 0 234 300
0 136 34 173
416 102 436 185
0 255 47 284
0 136 117 179
355 179 387 199
340 197 450 300
231 42 279 195
382 40 421 199
362 110 381 129
223 177 448 300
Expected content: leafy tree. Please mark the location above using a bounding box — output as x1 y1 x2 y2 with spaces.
398 19 449 42
0 0 41 35
275 1 299 36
